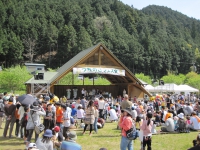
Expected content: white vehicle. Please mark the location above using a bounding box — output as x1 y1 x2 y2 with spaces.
77 75 83 80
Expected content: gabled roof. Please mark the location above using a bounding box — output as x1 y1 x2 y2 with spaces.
49 44 99 84
47 43 151 96
25 72 58 84
25 63 46 66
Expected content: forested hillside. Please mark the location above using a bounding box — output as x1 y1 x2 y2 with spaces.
0 0 200 79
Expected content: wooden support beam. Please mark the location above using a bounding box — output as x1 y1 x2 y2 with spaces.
75 65 124 70
98 49 101 65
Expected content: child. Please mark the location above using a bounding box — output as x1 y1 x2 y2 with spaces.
135 116 142 130
186 116 191 132
71 105 77 117
77 105 85 123
94 105 99 133
174 116 179 131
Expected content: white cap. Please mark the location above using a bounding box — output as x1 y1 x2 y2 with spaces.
28 143 37 148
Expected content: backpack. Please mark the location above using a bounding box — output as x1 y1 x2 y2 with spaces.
177 119 186 131
21 112 28 127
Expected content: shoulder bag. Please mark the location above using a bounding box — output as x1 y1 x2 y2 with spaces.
30 112 45 134
126 118 139 140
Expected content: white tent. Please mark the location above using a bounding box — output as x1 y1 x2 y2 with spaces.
177 85 199 93
152 83 179 93
144 84 155 92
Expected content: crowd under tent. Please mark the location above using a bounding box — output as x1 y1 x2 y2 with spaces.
176 85 199 94
25 43 151 99
145 83 199 95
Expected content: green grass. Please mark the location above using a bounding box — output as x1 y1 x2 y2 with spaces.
0 121 198 150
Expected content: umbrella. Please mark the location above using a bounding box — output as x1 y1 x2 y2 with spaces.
17 94 36 106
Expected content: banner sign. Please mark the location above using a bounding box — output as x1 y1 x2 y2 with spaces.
73 67 125 76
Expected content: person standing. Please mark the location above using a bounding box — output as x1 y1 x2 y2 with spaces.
3 97 16 138
44 104 56 131
80 97 86 110
55 102 63 132
121 94 132 110
0 94 4 129
119 108 134 150
62 104 71 138
140 112 153 150
18 104 25 138
26 102 46 148
81 88 85 97
15 103 21 137
98 97 105 119
75 98 81 110
94 105 99 133
82 100 95 136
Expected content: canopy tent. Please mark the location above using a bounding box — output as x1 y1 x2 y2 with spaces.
144 84 155 92
176 85 199 93
152 83 179 93
145 83 199 94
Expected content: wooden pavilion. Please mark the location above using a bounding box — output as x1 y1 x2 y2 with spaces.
25 43 151 99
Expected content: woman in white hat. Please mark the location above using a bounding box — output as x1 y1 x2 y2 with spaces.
177 113 186 132
119 108 134 150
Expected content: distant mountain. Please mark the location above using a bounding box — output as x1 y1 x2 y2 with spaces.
0 1 200 78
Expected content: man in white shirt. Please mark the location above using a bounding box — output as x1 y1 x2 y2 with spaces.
104 99 109 120
98 97 105 119
108 107 118 122
62 105 71 138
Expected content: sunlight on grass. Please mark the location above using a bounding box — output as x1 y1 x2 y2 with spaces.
0 121 197 150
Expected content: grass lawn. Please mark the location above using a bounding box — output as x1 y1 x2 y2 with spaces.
0 121 198 150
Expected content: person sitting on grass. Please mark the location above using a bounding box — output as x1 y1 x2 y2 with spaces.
60 130 81 150
108 106 118 122
160 115 174 132
36 129 54 150
188 111 200 131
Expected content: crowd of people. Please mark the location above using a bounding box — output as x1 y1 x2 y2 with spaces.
0 91 200 150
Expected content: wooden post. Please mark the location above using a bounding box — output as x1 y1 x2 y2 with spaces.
72 71 74 85
93 74 94 85
83 75 84 85
98 49 101 65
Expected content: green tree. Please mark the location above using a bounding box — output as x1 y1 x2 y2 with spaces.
0 66 32 93
135 73 152 84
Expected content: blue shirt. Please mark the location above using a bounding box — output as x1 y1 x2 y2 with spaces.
60 141 81 150
71 108 77 117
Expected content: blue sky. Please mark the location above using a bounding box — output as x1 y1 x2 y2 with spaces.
121 0 200 20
